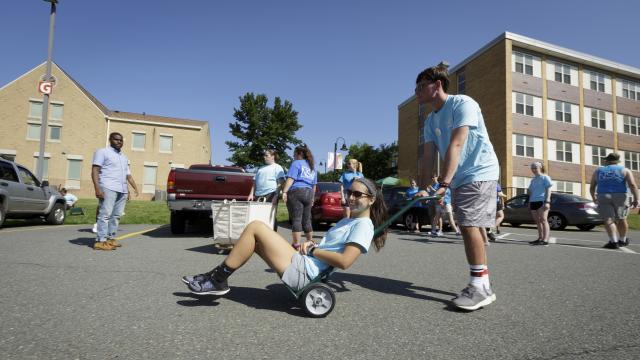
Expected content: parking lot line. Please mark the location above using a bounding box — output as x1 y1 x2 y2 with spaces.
114 225 164 241
498 236 639 255
0 224 76 233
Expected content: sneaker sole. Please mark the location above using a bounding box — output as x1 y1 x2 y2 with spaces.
454 293 496 311
189 288 230 296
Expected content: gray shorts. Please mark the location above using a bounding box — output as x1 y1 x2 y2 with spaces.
597 193 630 220
452 181 498 228
281 253 312 291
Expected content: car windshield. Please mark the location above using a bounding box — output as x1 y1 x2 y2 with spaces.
317 183 341 193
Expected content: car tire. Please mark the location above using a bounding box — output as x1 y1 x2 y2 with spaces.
509 222 521 227
170 211 186 234
548 213 567 230
404 212 416 230
577 224 596 231
46 203 65 225
0 205 5 228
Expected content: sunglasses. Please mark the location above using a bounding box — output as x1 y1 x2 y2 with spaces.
347 190 372 199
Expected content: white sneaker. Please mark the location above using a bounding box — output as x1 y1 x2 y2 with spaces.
436 231 444 237
452 284 496 311
92 223 97 233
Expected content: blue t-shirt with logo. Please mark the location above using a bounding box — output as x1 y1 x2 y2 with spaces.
596 165 627 194
406 186 424 208
339 171 363 192
254 163 285 196
528 175 553 202
423 95 499 189
304 217 374 278
287 160 317 189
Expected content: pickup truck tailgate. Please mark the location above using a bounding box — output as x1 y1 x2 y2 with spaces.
172 168 253 200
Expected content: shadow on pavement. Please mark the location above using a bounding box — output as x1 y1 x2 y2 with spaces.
69 237 96 248
185 244 231 255
396 236 461 245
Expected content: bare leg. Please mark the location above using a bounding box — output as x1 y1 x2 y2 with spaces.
531 210 542 240
461 226 487 266
291 231 302 246
616 219 628 240
480 227 488 244
224 221 297 275
538 208 551 242
603 218 617 242
447 212 459 233
304 231 313 242
495 210 504 232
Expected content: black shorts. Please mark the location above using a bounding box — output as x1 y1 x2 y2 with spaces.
529 201 544 211
497 202 504 211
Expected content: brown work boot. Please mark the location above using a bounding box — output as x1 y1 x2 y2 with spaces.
106 239 122 248
94 241 116 251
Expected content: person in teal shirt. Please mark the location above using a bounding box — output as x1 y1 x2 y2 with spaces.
339 158 364 218
527 162 553 246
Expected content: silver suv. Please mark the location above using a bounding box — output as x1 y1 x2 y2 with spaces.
0 157 66 228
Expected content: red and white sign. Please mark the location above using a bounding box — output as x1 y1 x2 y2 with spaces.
38 81 54 95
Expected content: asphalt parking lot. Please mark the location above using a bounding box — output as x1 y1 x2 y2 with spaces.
0 222 639 359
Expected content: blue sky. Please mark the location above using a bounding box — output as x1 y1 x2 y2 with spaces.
2 0 639 169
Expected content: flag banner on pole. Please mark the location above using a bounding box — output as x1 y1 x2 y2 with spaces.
327 152 343 171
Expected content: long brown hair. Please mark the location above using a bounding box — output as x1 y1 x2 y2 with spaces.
353 177 388 251
294 144 315 171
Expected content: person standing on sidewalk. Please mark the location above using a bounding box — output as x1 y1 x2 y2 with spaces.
527 162 552 246
414 62 499 311
590 153 639 249
91 132 139 250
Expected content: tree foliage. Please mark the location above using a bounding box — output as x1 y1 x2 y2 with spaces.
225 93 303 169
344 142 398 181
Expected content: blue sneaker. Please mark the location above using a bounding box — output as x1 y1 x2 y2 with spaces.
188 275 230 295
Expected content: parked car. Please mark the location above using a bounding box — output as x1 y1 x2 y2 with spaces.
0 157 66 228
311 182 343 226
166 164 254 234
503 193 603 231
382 186 439 230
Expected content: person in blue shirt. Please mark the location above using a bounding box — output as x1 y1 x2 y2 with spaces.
405 179 425 233
589 153 639 249
282 145 318 249
434 185 460 237
339 158 364 219
527 162 553 246
91 132 139 251
415 63 499 311
248 149 285 204
181 178 389 298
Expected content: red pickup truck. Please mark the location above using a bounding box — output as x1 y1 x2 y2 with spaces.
167 164 254 234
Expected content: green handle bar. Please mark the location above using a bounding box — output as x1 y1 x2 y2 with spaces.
374 195 441 236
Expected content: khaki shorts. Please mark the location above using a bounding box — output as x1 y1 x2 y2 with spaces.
281 253 311 291
452 181 498 228
436 203 453 214
597 193 630 220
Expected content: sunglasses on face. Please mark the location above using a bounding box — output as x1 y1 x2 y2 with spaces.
347 190 372 199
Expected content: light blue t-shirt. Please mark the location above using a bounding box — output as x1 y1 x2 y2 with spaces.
405 186 424 208
423 95 499 189
339 171 364 192
304 217 374 278
92 147 131 193
528 175 553 202
596 165 627 194
287 160 317 189
254 163 285 196
441 187 452 205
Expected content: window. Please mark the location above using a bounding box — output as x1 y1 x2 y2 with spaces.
515 93 534 116
590 108 607 129
0 161 19 182
457 72 466 94
513 176 531 196
67 159 82 180
554 101 572 123
554 63 571 84
132 132 146 150
159 135 173 152
143 165 158 193
591 146 608 166
48 126 61 141
555 181 574 194
556 140 573 163
33 156 49 180
29 101 43 118
17 166 39 186
27 124 41 140
625 151 640 171
514 52 533 75
50 103 63 120
623 115 640 135
620 79 640 101
515 134 534 157
0 152 16 162
589 71 605 92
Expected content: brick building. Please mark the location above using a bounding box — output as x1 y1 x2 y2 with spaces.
398 32 640 198
0 62 211 199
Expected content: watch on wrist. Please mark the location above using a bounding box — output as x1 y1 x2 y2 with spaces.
308 244 317 257
438 181 450 188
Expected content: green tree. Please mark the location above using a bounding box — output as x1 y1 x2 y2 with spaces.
345 142 398 181
226 93 303 169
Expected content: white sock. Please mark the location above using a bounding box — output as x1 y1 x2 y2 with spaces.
469 265 490 289
620 236 627 243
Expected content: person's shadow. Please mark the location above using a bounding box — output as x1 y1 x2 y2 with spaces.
69 237 96 248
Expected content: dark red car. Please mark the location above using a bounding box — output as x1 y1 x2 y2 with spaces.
312 182 344 227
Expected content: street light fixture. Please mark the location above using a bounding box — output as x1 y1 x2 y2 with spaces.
333 137 348 179
36 0 59 180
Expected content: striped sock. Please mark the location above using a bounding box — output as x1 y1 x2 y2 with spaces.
469 265 490 288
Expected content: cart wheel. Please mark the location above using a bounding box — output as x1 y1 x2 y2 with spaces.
300 284 335 318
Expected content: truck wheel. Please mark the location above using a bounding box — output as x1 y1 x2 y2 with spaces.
171 211 186 234
46 203 66 225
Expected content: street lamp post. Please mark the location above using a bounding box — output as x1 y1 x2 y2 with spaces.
333 137 348 180
36 0 58 180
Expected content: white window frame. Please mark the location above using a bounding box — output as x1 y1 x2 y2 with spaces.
555 63 571 84
625 151 640 171
28 100 43 118
512 134 543 159
143 164 158 194
618 79 640 101
159 134 173 153
48 125 62 142
584 145 614 166
621 114 640 136
66 158 83 189
131 131 146 151
584 107 612 130
50 102 64 121
512 176 531 196
512 51 541 77
457 72 466 94
584 70 612 94
26 123 41 140
550 140 579 164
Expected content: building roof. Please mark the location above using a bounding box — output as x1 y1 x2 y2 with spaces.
399 31 640 109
